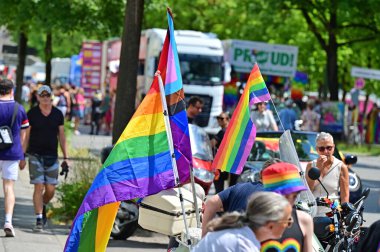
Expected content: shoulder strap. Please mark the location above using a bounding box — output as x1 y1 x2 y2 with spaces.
10 103 19 127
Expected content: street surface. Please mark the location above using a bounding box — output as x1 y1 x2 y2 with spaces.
0 129 379 251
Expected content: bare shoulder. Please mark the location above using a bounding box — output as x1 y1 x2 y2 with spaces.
296 210 312 225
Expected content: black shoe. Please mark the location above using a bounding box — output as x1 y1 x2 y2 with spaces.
33 219 43 232
42 205 47 226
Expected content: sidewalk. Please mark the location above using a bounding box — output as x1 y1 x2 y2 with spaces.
0 125 112 252
0 166 69 252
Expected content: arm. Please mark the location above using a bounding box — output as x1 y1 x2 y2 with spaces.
19 128 27 169
23 127 30 154
202 194 223 237
339 163 350 203
296 210 314 252
268 111 279 131
58 125 68 160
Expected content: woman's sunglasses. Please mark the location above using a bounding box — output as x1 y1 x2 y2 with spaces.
317 146 333 152
217 116 227 120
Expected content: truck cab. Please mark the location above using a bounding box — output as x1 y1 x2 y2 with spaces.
142 29 225 135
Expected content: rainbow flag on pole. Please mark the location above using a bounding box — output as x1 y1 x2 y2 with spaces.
64 10 192 252
212 63 270 174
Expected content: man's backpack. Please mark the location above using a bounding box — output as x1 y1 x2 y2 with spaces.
0 103 19 150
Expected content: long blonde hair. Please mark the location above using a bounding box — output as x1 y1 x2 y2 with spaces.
207 192 289 232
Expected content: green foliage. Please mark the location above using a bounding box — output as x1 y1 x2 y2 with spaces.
337 142 380 156
51 149 100 223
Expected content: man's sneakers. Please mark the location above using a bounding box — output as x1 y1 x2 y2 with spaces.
4 222 15 237
33 218 44 232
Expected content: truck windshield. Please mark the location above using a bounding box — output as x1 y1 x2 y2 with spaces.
179 54 223 86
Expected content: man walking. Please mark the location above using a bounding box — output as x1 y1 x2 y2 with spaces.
24 85 69 231
0 79 29 237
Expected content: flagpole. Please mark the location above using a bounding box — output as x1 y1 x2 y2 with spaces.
156 71 192 247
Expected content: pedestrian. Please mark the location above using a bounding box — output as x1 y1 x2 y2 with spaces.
24 85 69 231
301 100 320 132
72 87 86 135
90 90 102 135
279 99 297 130
202 160 313 252
305 132 349 216
0 79 29 237
251 102 278 131
193 192 292 252
186 96 204 125
211 112 238 193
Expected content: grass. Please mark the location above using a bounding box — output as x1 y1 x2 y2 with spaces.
337 142 380 156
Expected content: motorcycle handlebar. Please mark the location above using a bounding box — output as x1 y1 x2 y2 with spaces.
346 214 359 233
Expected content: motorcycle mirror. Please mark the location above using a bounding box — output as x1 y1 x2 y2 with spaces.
362 188 370 199
308 167 320 180
345 155 358 165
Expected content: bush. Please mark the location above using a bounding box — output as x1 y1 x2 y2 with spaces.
51 149 100 224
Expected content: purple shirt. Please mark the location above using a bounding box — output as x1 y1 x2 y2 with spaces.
0 100 29 160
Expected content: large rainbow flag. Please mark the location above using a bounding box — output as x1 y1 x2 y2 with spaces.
212 63 270 174
64 10 192 252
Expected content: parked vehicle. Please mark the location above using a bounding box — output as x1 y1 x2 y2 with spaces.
100 124 214 240
238 131 363 204
309 167 370 252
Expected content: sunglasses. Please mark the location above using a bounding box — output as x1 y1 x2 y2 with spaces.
278 216 294 228
317 146 334 152
217 117 228 120
39 93 51 98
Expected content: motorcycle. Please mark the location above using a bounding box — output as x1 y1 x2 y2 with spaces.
308 167 370 252
100 124 215 240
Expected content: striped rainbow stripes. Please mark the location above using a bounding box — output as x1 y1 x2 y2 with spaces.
212 63 270 174
64 10 192 252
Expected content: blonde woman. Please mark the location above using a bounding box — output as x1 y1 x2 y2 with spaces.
193 192 292 252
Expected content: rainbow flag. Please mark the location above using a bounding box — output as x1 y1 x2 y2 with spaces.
212 63 270 174
64 10 192 252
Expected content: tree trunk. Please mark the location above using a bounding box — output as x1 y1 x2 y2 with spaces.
15 32 27 103
326 3 339 101
44 32 53 86
112 0 144 144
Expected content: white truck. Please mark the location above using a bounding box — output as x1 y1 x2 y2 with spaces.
142 29 225 134
103 29 226 134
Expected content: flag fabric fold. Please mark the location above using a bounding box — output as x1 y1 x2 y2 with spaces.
64 10 192 252
211 63 270 174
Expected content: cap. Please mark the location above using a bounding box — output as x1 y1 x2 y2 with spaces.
262 162 307 195
0 79 15 91
37 85 52 95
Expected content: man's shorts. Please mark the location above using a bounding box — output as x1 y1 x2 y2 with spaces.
28 154 59 185
0 160 19 181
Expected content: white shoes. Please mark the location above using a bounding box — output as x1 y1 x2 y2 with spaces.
4 223 15 237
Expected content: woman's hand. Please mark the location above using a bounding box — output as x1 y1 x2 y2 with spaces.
316 155 328 169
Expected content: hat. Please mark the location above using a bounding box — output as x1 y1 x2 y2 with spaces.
0 79 15 91
262 162 307 195
37 85 52 95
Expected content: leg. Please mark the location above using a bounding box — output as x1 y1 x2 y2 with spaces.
33 184 45 215
3 179 15 219
43 184 56 205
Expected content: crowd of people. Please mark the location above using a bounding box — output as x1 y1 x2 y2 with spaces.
22 82 114 136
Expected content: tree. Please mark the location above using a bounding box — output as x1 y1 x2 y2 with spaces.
0 0 36 102
113 0 144 143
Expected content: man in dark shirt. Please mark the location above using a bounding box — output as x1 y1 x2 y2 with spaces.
186 96 203 125
24 85 69 232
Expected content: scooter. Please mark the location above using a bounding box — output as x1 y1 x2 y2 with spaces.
100 124 215 240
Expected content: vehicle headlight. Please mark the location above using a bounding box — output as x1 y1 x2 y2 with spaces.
193 168 214 183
